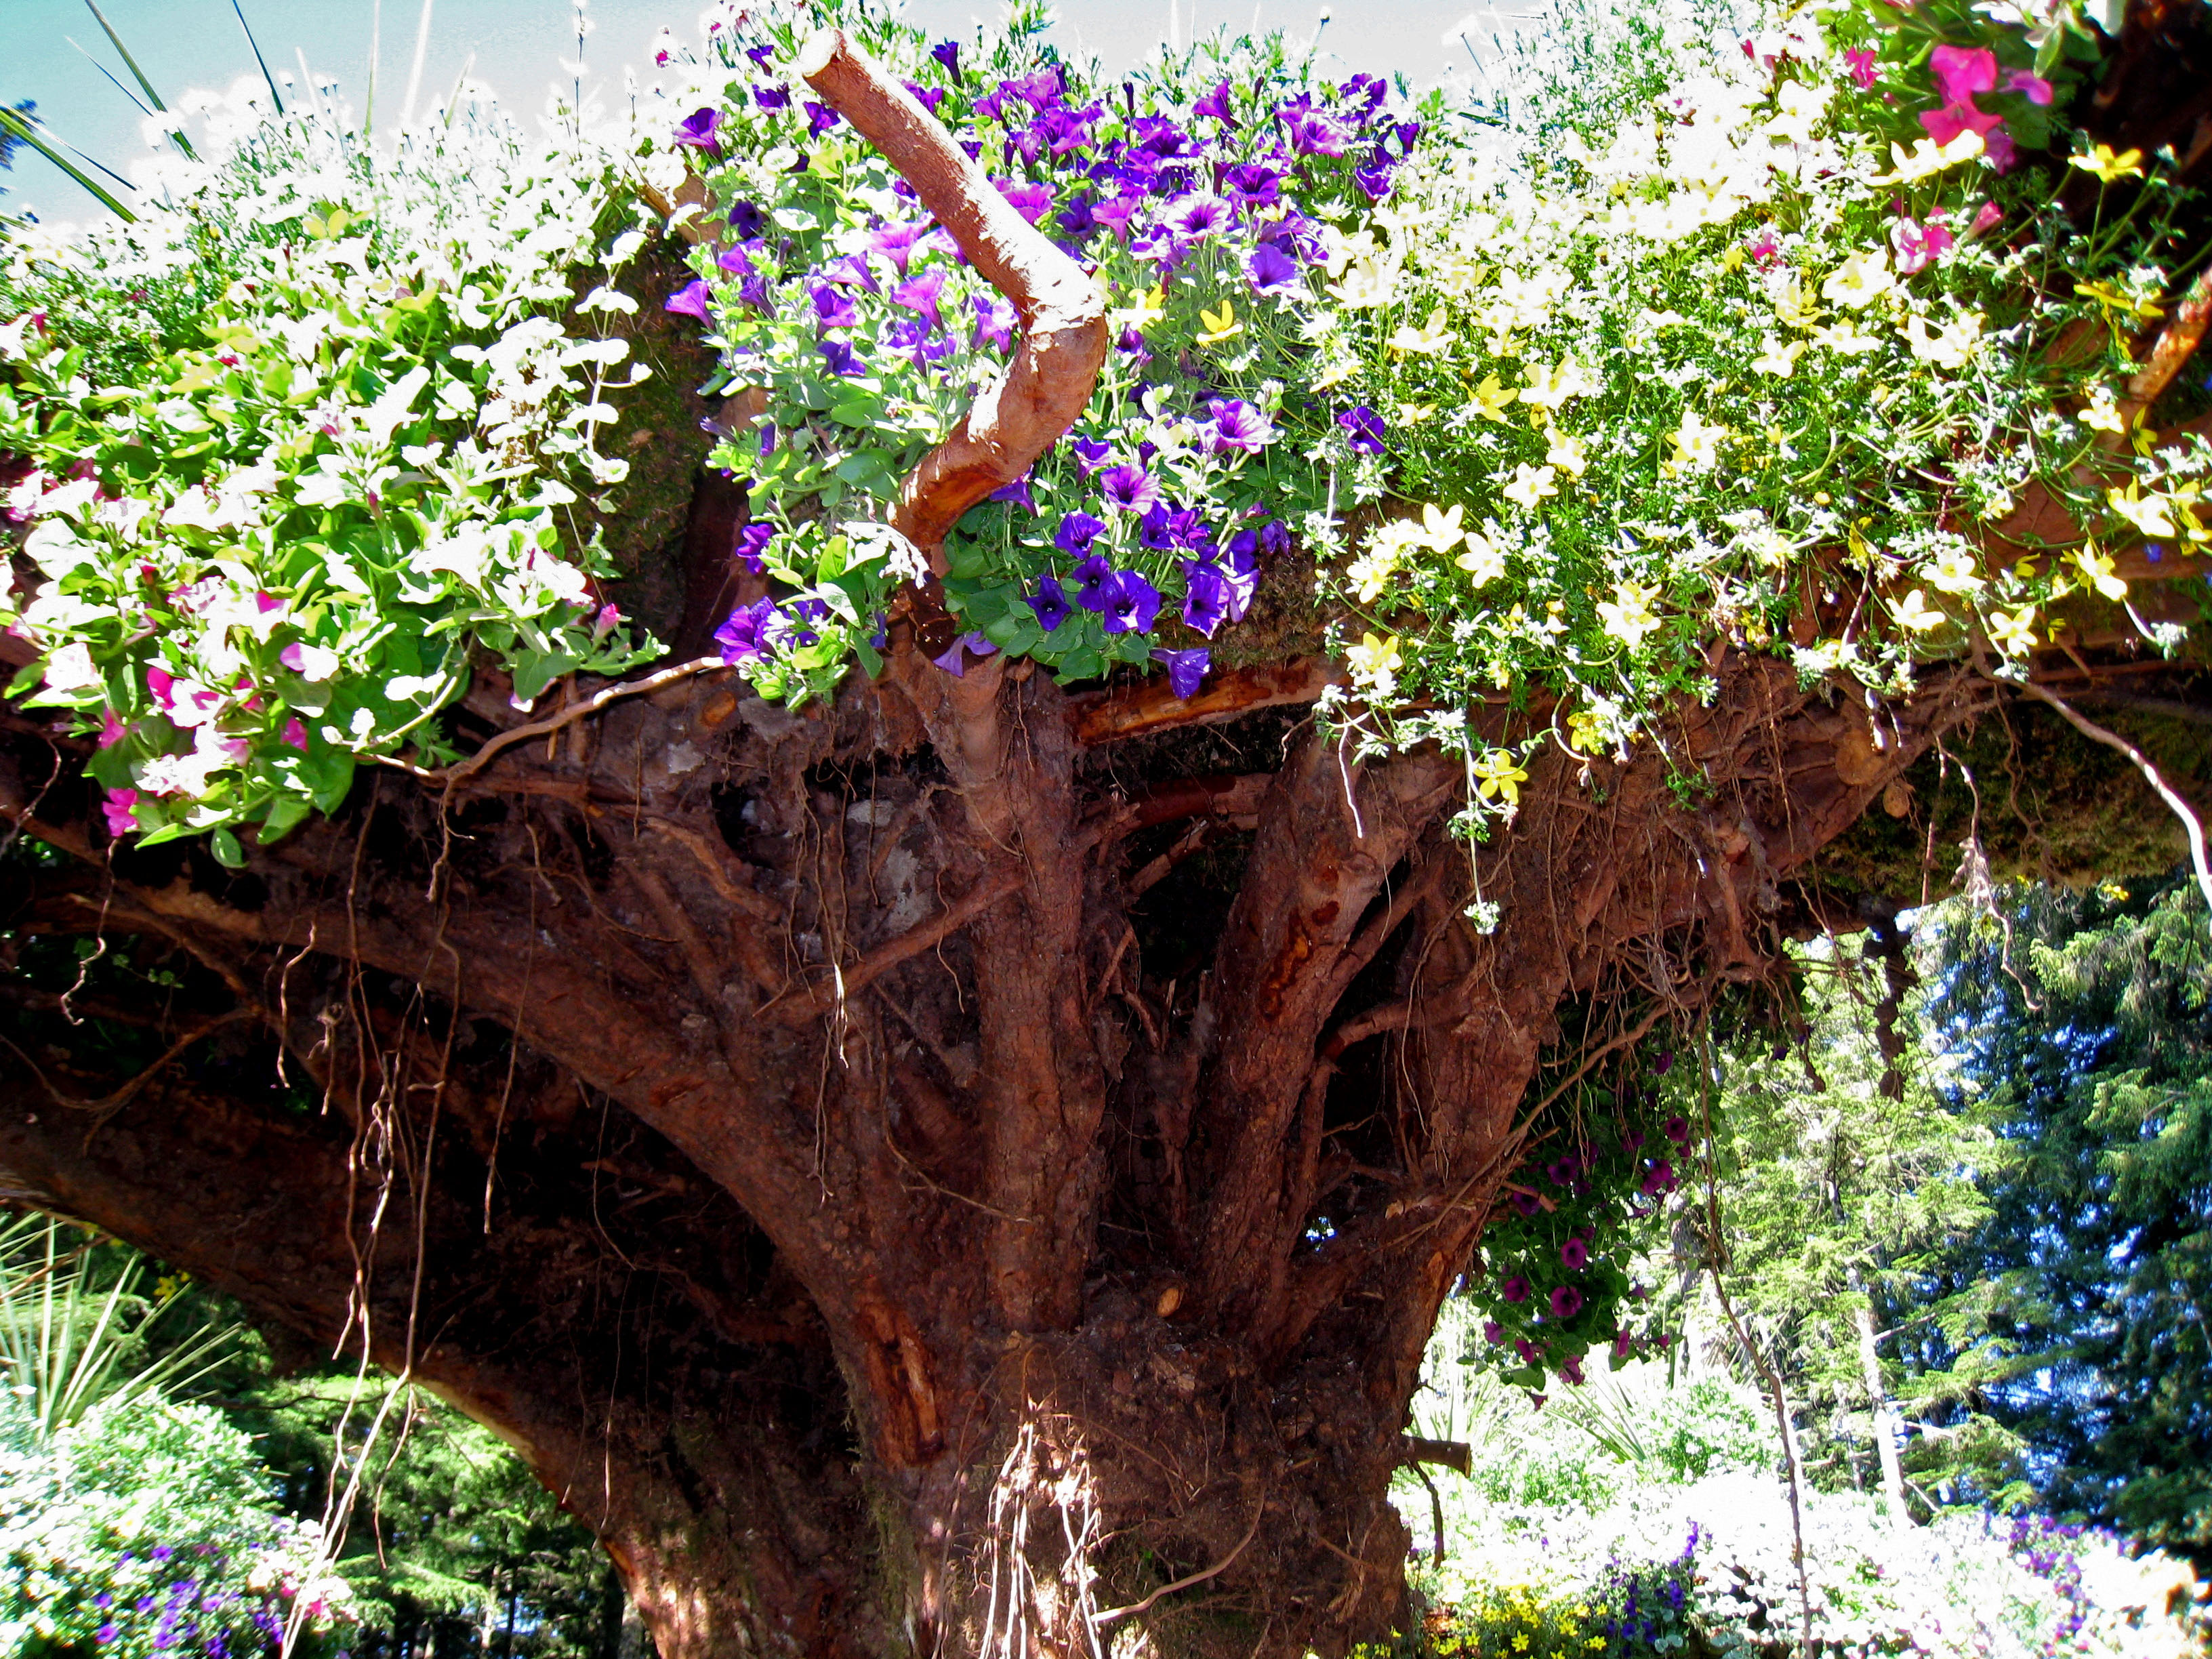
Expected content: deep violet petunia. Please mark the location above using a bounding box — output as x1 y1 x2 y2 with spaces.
753 83 791 110
1028 574 1073 634
733 523 777 573
972 294 1016 353
1071 554 1118 612
1550 1284 1585 1319
989 474 1038 514
820 253 878 293
1286 108 1351 157
890 266 949 331
903 81 947 116
726 198 767 238
1054 512 1107 556
1182 562 1229 637
1069 437 1112 476
931 630 998 676
1206 398 1275 455
1193 81 1237 127
672 107 720 150
809 281 858 330
930 39 960 77
1338 404 1387 456
819 339 865 377
1101 570 1160 635
1137 502 1181 554
715 598 775 664
1502 1275 1532 1303
1245 241 1301 297
1152 647 1210 699
804 100 842 136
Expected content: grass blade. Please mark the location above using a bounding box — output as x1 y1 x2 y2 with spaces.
230 0 287 117
66 37 152 117
0 102 140 220
80 0 198 161
400 0 436 132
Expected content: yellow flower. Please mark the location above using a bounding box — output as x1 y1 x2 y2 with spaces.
1387 305 1456 355
1597 579 1661 649
1419 501 1468 554
1345 631 1401 687
1891 588 1947 632
1904 310 1983 371
1926 548 1984 595
1471 747 1528 806
1872 129 1984 184
2073 544 2129 600
1520 359 1598 413
1663 409 1729 476
1109 283 1166 331
1311 359 1358 392
1566 708 1605 756
1988 604 2039 655
1503 463 1559 511
2074 280 2165 323
1544 430 1589 478
1811 318 1883 356
1771 272 1823 330
2106 481 2177 538
1750 333 1807 377
1396 401 1436 425
1347 521 1423 602
1471 372 1521 424
1513 1637 1531 1652
2078 386 2125 432
1456 531 1507 585
2070 143 2145 183
1821 247 1898 311
1195 298 1245 346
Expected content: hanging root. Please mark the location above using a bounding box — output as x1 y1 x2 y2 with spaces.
977 1407 1106 1659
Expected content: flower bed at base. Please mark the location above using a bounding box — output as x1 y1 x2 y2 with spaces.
1380 1351 2207 1659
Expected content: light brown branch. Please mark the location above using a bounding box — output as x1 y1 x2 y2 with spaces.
2013 675 2212 914
1090 1494 1265 1628
797 28 1107 565
2124 268 2212 417
428 656 724 787
764 867 1027 1025
1398 1435 1472 1477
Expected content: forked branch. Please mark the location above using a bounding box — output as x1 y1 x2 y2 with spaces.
797 28 1108 565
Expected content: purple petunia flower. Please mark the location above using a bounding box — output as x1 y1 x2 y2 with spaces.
1640 1158 1677 1197
733 523 776 573
1560 1353 1586 1386
1137 502 1181 554
886 319 953 371
1165 192 1234 237
996 178 1054 225
903 80 947 116
989 474 1038 514
1206 398 1275 455
1551 1284 1585 1319
810 281 858 330
1152 647 1210 699
1069 436 1111 476
1222 163 1282 208
1246 241 1302 298
1183 563 1229 636
972 294 1016 353
1004 67 1065 112
1193 81 1237 126
1103 571 1160 634
804 100 842 136
1664 1113 1690 1143
726 198 766 238
819 339 865 377
1116 325 1151 367
1561 1236 1590 1271
1054 511 1107 556
673 106 720 150
1091 196 1142 241
1340 73 1390 117
1338 404 1387 456
1547 1154 1581 1186
867 222 928 276
930 39 960 77
1509 1189 1541 1218
664 279 713 321
820 253 877 293
932 630 998 677
1071 554 1118 613
1099 464 1159 514
1029 575 1073 634
1484 1320 1504 1344
716 598 775 665
1286 108 1351 157
1355 159 1395 201
890 266 949 331
753 83 791 110
1502 1275 1532 1304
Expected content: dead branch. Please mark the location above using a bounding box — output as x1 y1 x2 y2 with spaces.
1397 1436 1472 1477
797 28 1106 566
2012 674 2212 913
1070 658 1340 745
429 656 724 787
764 867 1027 1025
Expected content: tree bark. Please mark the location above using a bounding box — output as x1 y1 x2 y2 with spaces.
1851 1271 1912 1520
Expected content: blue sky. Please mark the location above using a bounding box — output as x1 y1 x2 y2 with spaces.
3 0 1524 220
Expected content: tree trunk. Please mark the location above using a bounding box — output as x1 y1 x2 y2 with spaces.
0 634 1993 1658
1851 1273 1910 1519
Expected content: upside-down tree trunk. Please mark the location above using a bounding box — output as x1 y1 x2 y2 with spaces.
3 19 2211 1659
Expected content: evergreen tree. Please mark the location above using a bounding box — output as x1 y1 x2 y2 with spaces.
1924 875 2212 1565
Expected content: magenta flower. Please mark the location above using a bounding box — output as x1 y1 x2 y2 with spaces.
1485 1320 1505 1344
96 708 127 748
1561 1236 1590 1271
996 178 1053 225
1560 1353 1586 1386
1930 44 1998 105
1502 1275 1531 1304
972 294 1016 353
1550 1284 1584 1319
1843 48 1877 89
1509 1190 1541 1218
282 716 310 752
1151 647 1209 699
1165 192 1234 237
2001 67 2053 105
1891 214 1955 274
1663 1113 1689 1143
1099 464 1160 515
664 279 713 321
1193 81 1237 126
890 266 948 331
100 787 140 838
1640 1158 1677 1197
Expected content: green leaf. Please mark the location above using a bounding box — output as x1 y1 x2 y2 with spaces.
209 827 246 868
510 649 579 703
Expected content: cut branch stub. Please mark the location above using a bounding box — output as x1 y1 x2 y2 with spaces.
797 28 1108 570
